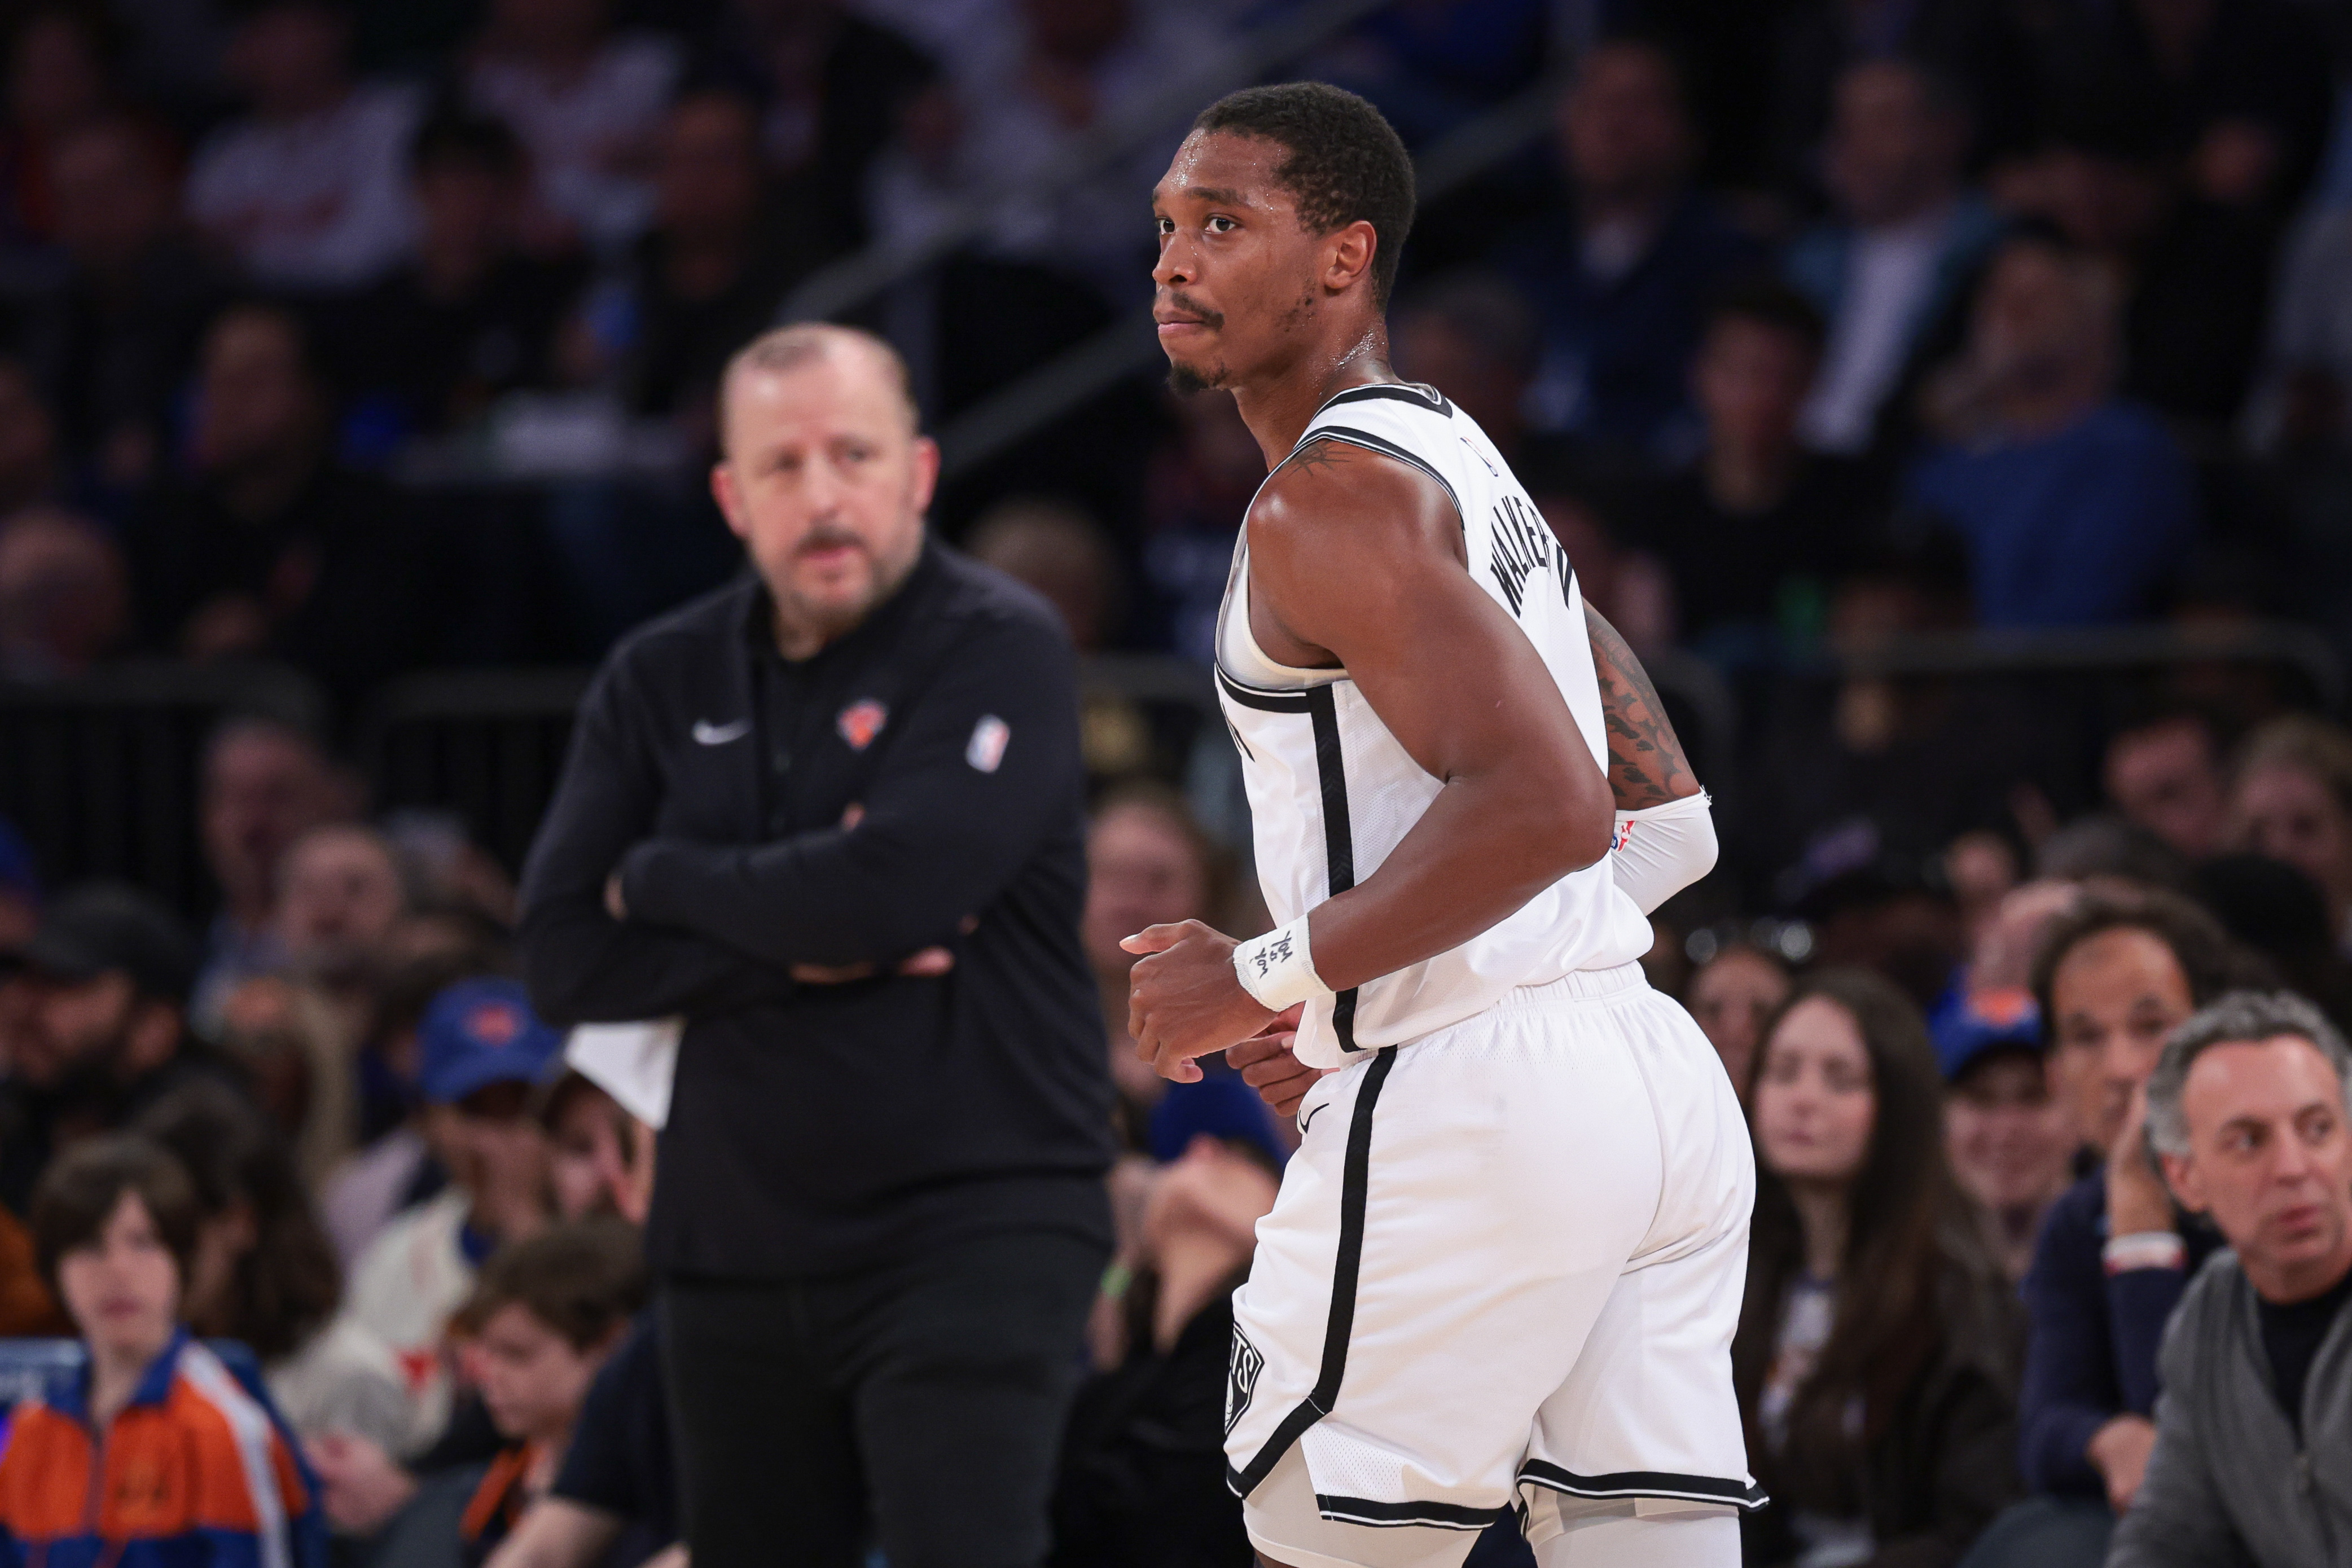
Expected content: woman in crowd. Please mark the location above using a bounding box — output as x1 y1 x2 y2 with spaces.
1686 939 1791 1097
2227 715 2352 952
1736 969 2022 1568
137 1078 416 1455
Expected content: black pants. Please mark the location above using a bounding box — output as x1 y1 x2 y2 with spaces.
661 1228 1107 1568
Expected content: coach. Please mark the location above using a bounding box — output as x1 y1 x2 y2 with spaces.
517 324 1115 1568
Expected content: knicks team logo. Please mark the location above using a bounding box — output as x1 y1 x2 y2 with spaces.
837 699 888 750
1225 1327 1264 1435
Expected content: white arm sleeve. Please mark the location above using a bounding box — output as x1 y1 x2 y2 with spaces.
1609 791 1717 915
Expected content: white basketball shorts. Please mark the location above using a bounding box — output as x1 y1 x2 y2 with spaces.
1222 962 1761 1568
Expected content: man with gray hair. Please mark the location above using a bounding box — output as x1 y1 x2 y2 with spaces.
2110 990 2352 1567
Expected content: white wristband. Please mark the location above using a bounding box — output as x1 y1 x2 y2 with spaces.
1233 916 1332 1012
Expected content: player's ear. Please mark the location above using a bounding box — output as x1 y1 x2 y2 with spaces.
1324 219 1377 296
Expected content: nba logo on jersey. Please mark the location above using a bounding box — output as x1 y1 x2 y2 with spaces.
1225 1329 1264 1435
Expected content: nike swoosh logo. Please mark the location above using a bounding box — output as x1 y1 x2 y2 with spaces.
1299 1103 1329 1138
692 719 750 745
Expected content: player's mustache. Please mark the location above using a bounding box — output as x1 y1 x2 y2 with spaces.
1158 291 1225 330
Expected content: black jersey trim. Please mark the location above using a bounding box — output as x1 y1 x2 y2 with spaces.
1303 427 1463 522
1319 381 1456 418
1214 666 1318 713
1226 1045 1398 1499
1516 1460 1769 1510
1305 684 1360 1052
1313 1494 1510 1530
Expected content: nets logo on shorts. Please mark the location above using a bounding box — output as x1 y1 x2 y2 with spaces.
1225 1327 1264 1435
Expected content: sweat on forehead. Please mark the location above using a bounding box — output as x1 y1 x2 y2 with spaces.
718 324 919 450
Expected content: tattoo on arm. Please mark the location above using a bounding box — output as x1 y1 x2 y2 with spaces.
1284 436 1350 480
1585 600 1695 810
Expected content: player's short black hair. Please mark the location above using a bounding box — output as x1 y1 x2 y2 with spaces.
1192 82 1415 307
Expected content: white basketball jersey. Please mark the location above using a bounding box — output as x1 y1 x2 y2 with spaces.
1215 382 1655 1069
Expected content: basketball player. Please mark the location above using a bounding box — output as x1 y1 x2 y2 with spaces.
1124 84 1754 1568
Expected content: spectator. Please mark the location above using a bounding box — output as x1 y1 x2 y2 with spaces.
0 504 126 677
2192 853 2352 1033
465 0 681 254
1787 59 2000 458
0 882 228 1218
1938 995 2072 1283
341 977 560 1449
1082 785 1222 1136
1138 386 1261 663
2108 990 2352 1566
2227 715 2352 950
1620 281 1881 656
966 497 1121 653
1686 939 1792 1097
0 1135 326 1568
334 111 585 441
0 358 64 516
1389 270 1544 471
587 89 843 436
1973 892 2253 1567
538 1071 651 1225
1907 230 2197 627
692 0 937 248
218 822 407 1185
0 8 119 251
137 1080 414 1455
318 938 507 1270
123 302 443 704
27 115 234 489
1763 0 2037 200
370 1219 646 1567
1735 968 2021 1568
0 812 36 952
1494 37 1763 455
183 0 422 291
1050 1131 1276 1567
192 716 354 1027
2105 706 2230 863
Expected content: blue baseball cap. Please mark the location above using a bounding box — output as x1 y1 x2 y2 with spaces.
1148 1074 1287 1171
1932 986 2043 1084
419 978 563 1106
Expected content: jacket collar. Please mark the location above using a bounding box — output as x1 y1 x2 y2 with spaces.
50 1325 188 1425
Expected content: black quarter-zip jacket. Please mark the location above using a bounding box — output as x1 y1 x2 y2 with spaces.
519 543 1115 1277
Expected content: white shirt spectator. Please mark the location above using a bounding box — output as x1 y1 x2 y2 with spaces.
186 81 423 289
339 1186 474 1448
1801 204 1949 454
469 33 681 254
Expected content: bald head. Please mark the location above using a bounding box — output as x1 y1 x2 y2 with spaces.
718 324 918 457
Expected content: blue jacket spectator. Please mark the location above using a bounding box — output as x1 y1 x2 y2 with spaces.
1905 231 2195 627
1786 60 2001 457
1495 39 1763 456
1959 893 2252 1568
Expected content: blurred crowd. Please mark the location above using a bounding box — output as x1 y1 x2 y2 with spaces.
3 0 2352 1566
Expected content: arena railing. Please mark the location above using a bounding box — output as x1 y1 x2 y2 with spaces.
3 625 2340 916
0 662 327 916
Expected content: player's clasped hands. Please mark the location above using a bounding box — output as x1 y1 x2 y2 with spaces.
1124 919 1318 1103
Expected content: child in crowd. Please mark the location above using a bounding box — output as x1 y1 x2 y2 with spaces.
369 1219 646 1568
0 1136 327 1568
